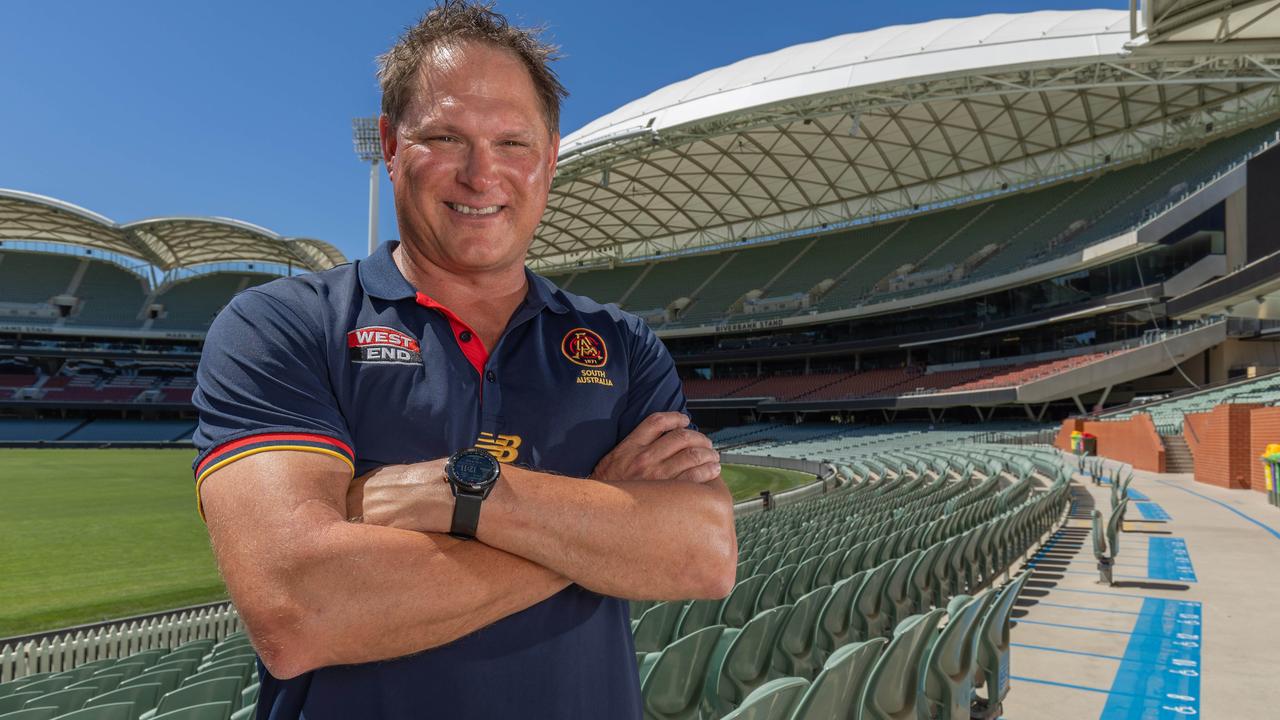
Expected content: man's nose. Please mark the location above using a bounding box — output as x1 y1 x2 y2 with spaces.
457 143 499 194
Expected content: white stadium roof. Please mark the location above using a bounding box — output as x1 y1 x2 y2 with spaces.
0 189 346 273
534 6 1280 271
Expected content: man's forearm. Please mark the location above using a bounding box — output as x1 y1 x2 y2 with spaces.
477 466 737 600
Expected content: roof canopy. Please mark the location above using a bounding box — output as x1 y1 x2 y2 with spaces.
533 8 1280 271
0 189 346 273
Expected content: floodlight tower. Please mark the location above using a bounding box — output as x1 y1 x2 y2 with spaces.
352 117 382 256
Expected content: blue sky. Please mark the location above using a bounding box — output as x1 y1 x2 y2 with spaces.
0 0 1124 263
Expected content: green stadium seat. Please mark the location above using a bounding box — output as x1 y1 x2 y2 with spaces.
62 676 121 697
21 689 93 715
181 665 249 694
849 560 894 642
83 682 162 717
140 678 241 720
754 565 799 615
812 548 844 589
973 573 1030 720
674 598 724 639
701 605 792 719
908 541 944 612
789 639 887 720
882 549 922 627
771 586 831 680
123 651 168 668
7 680 69 697
721 677 809 720
239 683 259 710
101 665 146 683
51 702 135 720
719 575 767 628
859 609 944 720
142 660 197 682
0 708 60 720
923 591 995 720
121 671 180 697
813 572 865 663
149 703 232 720
639 625 726 720
784 556 823 604
229 706 254 720
632 601 686 653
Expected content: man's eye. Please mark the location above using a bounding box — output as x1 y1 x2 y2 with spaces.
430 136 458 143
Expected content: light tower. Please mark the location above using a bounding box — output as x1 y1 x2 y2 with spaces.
351 116 382 256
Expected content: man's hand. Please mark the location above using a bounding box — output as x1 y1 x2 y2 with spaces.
592 412 721 484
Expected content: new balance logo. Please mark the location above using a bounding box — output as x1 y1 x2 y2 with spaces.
475 432 521 463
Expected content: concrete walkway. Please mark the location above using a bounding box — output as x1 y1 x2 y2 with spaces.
1000 463 1280 719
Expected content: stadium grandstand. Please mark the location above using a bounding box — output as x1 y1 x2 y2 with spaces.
3 1 1280 719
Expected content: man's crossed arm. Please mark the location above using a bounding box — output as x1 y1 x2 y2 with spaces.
199 412 737 679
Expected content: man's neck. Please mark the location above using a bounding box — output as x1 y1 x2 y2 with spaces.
392 244 528 351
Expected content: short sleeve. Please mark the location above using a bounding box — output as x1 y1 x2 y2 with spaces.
616 315 692 437
192 288 355 516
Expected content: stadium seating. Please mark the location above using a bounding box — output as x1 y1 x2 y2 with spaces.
1109 371 1280 431
151 273 274 331
62 419 197 443
0 634 258 720
67 262 147 328
542 119 1280 327
0 251 80 304
631 428 1068 719
0 419 84 442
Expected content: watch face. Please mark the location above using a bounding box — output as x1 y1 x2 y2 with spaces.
451 450 498 490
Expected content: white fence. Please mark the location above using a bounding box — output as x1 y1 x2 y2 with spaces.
1 602 241 682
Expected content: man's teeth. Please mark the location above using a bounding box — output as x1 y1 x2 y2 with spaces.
448 202 501 215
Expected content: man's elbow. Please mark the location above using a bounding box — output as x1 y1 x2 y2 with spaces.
688 502 738 599
235 591 321 680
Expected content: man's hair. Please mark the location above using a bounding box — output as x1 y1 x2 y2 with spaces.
377 0 568 133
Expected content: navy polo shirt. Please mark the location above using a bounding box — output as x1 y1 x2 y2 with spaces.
192 240 689 719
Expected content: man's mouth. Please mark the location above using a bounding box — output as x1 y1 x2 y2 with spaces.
446 202 503 216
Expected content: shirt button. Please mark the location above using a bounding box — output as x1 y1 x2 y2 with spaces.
485 370 496 383
459 330 473 343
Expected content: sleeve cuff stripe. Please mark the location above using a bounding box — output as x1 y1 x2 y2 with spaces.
194 444 356 522
196 432 354 478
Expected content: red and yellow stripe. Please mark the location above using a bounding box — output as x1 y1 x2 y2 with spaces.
194 432 355 520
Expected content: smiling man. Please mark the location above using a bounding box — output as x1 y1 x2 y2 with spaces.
191 2 737 719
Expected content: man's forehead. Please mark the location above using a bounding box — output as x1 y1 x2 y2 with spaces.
400 40 550 132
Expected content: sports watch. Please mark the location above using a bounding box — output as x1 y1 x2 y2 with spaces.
444 448 501 540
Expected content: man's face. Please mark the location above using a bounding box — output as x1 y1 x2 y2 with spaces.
382 41 559 276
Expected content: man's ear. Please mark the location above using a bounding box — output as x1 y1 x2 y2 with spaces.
546 132 560 181
379 115 397 180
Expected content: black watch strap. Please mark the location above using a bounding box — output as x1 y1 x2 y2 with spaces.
450 492 483 540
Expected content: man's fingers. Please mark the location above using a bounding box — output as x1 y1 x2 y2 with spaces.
671 459 723 484
617 412 689 450
644 427 713 466
657 445 720 483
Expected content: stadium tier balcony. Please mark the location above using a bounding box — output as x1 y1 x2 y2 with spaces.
542 119 1280 329
151 272 275 331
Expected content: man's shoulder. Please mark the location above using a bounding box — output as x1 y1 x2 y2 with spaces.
226 262 359 320
532 272 652 339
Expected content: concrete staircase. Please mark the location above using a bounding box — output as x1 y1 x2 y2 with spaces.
1161 433 1195 473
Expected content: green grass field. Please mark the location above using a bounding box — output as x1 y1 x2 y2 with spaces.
0 449 226 638
721 463 815 502
0 450 813 638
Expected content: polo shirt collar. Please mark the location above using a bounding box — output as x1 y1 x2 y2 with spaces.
359 240 569 315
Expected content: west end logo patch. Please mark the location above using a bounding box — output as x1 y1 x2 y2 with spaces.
347 326 422 365
561 327 613 387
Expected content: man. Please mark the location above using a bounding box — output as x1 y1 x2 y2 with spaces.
192 2 737 718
